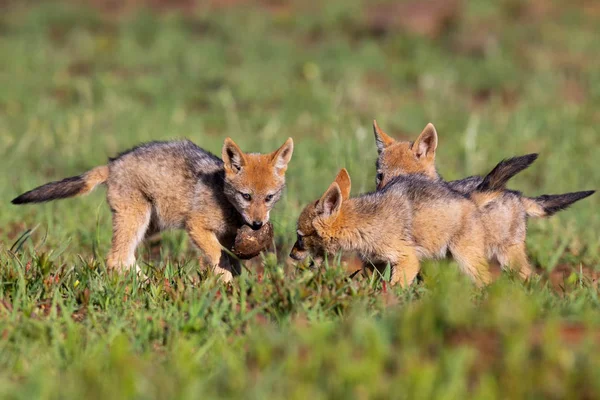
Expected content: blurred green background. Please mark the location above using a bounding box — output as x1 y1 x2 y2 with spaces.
1 0 600 398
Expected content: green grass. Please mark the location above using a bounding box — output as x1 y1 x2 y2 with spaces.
1 1 600 398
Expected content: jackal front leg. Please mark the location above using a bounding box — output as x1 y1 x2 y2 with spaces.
186 224 233 283
389 245 421 288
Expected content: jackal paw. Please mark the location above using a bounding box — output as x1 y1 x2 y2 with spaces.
212 266 233 283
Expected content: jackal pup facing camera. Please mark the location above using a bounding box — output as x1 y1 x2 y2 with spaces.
290 169 491 287
12 138 294 281
373 121 594 278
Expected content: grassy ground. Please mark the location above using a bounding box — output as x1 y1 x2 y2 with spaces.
1 1 600 398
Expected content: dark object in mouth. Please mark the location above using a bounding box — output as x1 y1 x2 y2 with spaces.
231 222 274 260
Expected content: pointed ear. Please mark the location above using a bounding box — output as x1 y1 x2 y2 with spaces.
222 137 246 173
413 123 438 159
317 182 343 218
270 137 294 174
373 120 395 154
334 168 351 200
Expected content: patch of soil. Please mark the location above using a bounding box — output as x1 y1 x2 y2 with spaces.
68 60 94 77
110 65 158 79
467 86 520 111
88 0 196 15
582 0 600 17
0 299 13 315
562 79 588 105
48 86 81 106
502 0 556 21
446 322 600 387
365 0 463 39
0 221 28 242
85 0 293 16
446 328 501 374
541 263 600 292
451 21 498 58
531 322 600 347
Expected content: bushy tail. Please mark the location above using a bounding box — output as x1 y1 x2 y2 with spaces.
523 191 595 218
477 153 539 192
12 166 109 205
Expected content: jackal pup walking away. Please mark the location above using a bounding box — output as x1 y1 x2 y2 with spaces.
372 121 594 278
12 138 294 281
290 169 491 287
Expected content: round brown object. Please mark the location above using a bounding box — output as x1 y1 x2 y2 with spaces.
231 222 274 260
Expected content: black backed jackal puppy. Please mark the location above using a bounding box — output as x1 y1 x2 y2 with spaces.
373 121 594 278
12 138 294 281
290 169 492 287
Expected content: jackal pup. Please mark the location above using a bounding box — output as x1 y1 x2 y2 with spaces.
290 169 491 287
12 138 294 281
373 121 594 278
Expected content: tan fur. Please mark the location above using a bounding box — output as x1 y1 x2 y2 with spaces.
82 166 110 194
291 170 491 288
373 121 534 279
521 197 547 217
469 191 503 208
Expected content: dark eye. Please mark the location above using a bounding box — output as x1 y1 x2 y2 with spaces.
296 233 304 248
241 193 251 201
376 172 384 185
265 194 274 202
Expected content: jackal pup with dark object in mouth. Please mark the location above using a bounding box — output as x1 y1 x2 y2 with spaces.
13 137 294 281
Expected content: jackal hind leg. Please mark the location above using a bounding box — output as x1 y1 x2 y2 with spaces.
502 243 533 280
449 228 491 287
107 195 152 275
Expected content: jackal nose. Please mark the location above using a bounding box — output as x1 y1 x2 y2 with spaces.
251 221 263 230
290 250 302 261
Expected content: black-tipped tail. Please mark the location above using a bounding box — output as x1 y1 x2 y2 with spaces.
12 176 87 204
477 153 538 192
12 166 108 205
527 190 595 217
